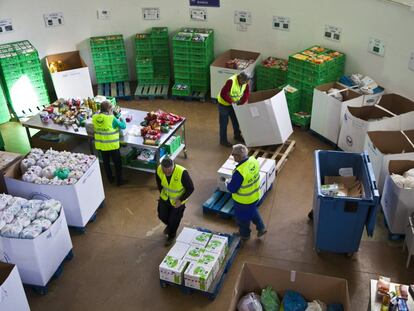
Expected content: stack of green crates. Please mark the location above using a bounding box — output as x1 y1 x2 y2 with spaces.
0 40 49 118
256 57 288 91
172 28 214 96
0 83 10 124
90 35 129 84
135 27 170 85
287 45 345 127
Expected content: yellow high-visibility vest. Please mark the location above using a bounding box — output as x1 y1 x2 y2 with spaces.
217 74 248 106
92 113 120 151
232 157 261 204
157 164 188 206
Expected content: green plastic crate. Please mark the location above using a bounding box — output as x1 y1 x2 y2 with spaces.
151 27 169 38
165 135 181 155
291 112 311 128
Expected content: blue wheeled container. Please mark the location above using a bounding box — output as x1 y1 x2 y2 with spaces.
313 150 379 255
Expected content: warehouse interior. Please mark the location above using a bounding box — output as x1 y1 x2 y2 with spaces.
0 0 414 310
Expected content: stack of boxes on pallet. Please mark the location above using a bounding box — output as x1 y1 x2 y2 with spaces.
172 28 214 97
159 227 228 291
90 35 129 84
256 57 288 91
287 46 345 127
135 27 171 86
0 40 49 118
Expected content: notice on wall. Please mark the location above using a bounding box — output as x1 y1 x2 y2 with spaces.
189 0 220 7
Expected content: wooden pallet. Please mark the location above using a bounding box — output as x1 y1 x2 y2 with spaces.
97 82 131 100
171 91 207 102
135 84 169 100
248 139 296 174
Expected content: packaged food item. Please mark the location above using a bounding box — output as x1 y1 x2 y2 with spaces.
377 276 391 296
20 224 42 239
31 218 52 231
1 222 23 238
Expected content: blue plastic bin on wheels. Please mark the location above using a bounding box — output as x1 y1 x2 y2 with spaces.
313 150 379 255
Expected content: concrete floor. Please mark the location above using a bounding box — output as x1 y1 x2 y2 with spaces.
3 99 411 310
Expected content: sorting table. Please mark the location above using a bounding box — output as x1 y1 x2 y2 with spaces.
22 108 187 173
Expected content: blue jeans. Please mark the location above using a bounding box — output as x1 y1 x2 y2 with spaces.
234 204 265 238
218 104 241 143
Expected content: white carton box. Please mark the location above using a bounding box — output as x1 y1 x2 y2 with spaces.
4 159 105 227
184 261 214 291
191 231 212 248
46 51 94 99
0 263 30 311
0 209 73 286
167 242 190 260
197 251 220 280
176 227 199 245
338 94 414 152
381 160 414 235
311 83 364 145
184 245 206 263
258 157 276 191
205 235 228 264
210 49 261 99
217 167 233 192
233 89 293 147
259 172 267 199
365 130 414 193
159 257 188 285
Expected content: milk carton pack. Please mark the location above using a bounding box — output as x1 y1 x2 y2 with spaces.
258 157 276 191
176 227 199 245
205 234 228 264
184 261 214 291
159 256 189 285
191 231 212 247
184 245 206 262
197 251 221 279
167 241 190 259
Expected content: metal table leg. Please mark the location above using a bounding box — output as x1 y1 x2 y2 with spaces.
25 126 33 147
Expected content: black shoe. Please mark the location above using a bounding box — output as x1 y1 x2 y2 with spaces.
308 210 314 221
163 226 169 236
220 141 232 147
234 135 244 143
117 179 129 187
164 236 175 247
257 229 267 238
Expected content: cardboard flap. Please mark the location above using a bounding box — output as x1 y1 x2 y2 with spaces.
0 262 14 285
388 160 414 175
4 158 23 179
249 89 280 104
316 83 360 101
211 49 260 68
324 176 363 197
378 93 414 115
367 131 414 154
347 105 393 121
46 51 87 70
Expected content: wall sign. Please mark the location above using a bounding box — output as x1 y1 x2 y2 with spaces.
190 0 220 7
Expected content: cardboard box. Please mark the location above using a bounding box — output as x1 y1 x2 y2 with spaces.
381 160 414 234
197 251 220 279
166 242 190 260
184 261 214 291
210 49 261 99
184 246 206 262
4 158 105 227
0 209 73 286
258 157 276 191
323 176 363 198
205 235 228 264
311 83 364 144
0 151 23 194
191 232 212 248
228 263 351 311
365 130 414 193
338 94 414 152
233 89 293 147
176 227 199 245
217 165 267 196
159 257 188 285
259 172 267 199
46 51 94 99
0 263 30 311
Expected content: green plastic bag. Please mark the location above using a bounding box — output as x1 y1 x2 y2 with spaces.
54 168 70 180
261 286 280 311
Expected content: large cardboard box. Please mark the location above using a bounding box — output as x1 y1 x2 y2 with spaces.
46 51 94 99
4 158 105 227
258 157 276 191
0 263 30 311
159 257 188 285
228 263 351 311
184 261 214 291
381 160 414 235
338 94 414 152
365 130 414 193
0 209 73 286
210 49 261 99
0 151 23 194
311 83 364 144
233 89 293 147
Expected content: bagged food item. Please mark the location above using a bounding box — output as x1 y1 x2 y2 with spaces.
20 224 42 239
69 170 84 179
13 215 31 228
404 169 414 179
0 194 13 205
0 200 7 211
30 148 44 156
28 165 42 176
327 88 343 102
27 153 42 161
377 276 390 296
6 203 22 216
0 219 5 230
391 174 406 188
261 286 280 311
0 211 15 224
37 209 58 222
283 291 307 311
31 218 52 231
17 208 37 221
37 157 51 168
54 167 70 180
42 166 56 179
405 176 414 189
45 149 60 157
306 300 327 311
10 197 28 206
20 158 36 173
43 200 62 213
238 292 263 311
1 222 23 238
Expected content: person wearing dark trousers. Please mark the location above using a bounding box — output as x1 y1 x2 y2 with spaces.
226 144 267 241
156 157 194 246
92 101 127 186
217 72 250 147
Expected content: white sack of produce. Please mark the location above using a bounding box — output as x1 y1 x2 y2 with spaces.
20 158 36 173
237 292 263 311
404 168 414 179
391 168 414 189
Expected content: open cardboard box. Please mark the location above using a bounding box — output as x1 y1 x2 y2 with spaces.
46 51 94 99
324 176 363 198
0 263 30 311
381 160 414 235
311 82 363 145
0 151 22 194
210 49 261 99
338 93 414 152
228 262 351 311
4 157 105 227
233 89 293 147
365 130 414 193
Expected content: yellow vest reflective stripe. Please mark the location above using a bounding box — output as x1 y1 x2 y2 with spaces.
217 74 248 106
157 164 188 205
92 113 120 151
232 157 261 204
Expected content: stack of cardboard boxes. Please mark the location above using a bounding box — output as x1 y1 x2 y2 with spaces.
159 228 228 291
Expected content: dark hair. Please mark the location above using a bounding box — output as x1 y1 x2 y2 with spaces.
100 101 111 113
161 157 174 168
238 72 250 84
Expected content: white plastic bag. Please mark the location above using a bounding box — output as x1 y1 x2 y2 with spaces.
43 200 62 213
37 209 58 222
306 300 327 311
391 174 406 188
13 215 31 228
237 293 263 311
20 158 36 173
404 169 414 179
31 218 52 231
20 224 42 239
0 211 14 224
1 222 23 238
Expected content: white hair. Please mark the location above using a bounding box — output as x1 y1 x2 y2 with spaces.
232 144 248 158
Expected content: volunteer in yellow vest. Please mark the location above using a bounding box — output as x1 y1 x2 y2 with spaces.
217 72 250 147
92 101 127 186
156 157 194 246
226 144 267 241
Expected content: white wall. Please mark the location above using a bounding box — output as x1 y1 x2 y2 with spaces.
0 0 413 99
